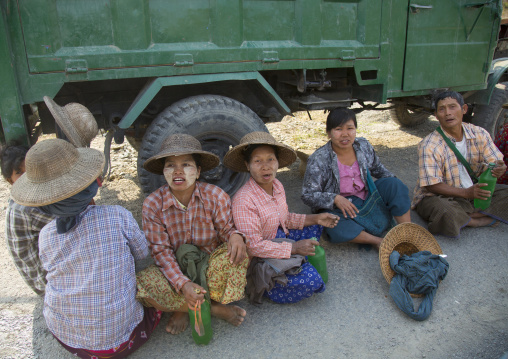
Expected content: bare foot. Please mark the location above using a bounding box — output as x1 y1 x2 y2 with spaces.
468 216 498 228
470 212 488 219
351 231 382 251
211 303 246 326
166 311 189 334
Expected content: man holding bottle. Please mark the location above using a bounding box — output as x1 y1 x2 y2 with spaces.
411 91 508 238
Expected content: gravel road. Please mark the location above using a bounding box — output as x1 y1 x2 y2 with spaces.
0 108 507 359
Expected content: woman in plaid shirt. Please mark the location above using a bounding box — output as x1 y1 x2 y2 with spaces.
135 134 249 335
11 139 160 359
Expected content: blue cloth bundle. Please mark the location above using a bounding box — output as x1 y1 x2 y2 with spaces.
389 250 449 321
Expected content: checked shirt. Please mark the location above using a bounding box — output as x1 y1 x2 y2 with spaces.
412 123 503 208
39 205 148 350
142 182 243 292
5 198 55 295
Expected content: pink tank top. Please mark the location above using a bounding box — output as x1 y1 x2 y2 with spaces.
337 159 367 200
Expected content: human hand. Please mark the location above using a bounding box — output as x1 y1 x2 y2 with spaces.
227 234 247 265
291 239 319 256
316 213 339 228
466 183 491 200
491 160 507 178
334 195 359 218
182 282 206 309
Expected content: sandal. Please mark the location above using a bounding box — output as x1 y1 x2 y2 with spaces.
486 219 500 228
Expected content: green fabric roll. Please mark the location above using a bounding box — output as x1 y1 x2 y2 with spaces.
175 244 211 302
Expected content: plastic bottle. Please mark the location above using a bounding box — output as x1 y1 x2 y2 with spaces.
188 300 213 345
474 163 497 210
307 238 328 283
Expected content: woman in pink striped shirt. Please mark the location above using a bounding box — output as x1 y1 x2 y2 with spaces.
225 132 338 304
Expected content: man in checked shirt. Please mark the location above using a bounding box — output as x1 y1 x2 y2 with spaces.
136 133 249 335
412 91 508 238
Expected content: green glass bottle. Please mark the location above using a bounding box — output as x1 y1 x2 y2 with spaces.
474 163 497 210
188 300 213 345
307 238 328 283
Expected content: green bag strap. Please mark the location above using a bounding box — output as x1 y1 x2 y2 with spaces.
436 126 478 183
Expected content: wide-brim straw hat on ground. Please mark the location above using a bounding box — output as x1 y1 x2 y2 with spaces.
223 131 297 172
11 138 105 206
379 223 443 297
143 133 220 175
44 96 99 148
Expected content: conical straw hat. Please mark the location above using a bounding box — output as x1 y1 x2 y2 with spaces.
223 132 296 172
11 138 105 206
143 133 220 175
379 223 443 297
44 96 98 147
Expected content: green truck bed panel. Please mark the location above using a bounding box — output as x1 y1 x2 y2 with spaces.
20 0 382 73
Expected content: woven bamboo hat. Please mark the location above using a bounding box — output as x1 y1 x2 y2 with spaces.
143 133 220 175
44 96 99 148
11 138 105 206
223 132 297 172
379 223 443 288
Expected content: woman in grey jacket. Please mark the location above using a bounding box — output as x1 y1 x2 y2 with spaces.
301 108 411 249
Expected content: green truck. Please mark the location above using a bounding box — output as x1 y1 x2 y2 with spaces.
1 0 507 195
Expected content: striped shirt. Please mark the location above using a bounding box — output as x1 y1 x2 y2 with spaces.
142 182 243 292
5 198 55 295
232 177 306 259
412 123 503 208
39 205 148 350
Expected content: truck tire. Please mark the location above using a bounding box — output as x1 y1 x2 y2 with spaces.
138 95 268 197
471 82 508 139
390 103 430 127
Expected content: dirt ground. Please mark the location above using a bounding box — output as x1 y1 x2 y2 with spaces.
0 107 507 358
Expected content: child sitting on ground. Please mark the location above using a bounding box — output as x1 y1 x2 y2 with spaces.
2 98 100 295
1 144 55 295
